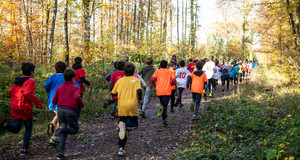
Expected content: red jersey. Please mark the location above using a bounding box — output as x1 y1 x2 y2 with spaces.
110 71 125 99
187 62 195 73
74 68 86 93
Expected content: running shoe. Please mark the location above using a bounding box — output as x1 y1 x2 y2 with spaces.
49 137 59 145
209 92 213 97
118 121 126 140
162 120 168 127
20 149 28 156
179 103 183 107
47 123 55 136
118 147 125 156
192 114 196 120
190 103 195 112
57 154 66 160
174 101 178 107
140 111 146 118
203 93 207 101
157 105 163 117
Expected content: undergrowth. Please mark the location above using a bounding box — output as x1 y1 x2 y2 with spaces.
172 66 300 160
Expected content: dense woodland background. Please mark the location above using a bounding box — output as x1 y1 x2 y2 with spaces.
0 0 299 68
0 0 300 159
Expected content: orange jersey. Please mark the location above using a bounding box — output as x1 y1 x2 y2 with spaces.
169 68 176 90
152 68 175 96
190 71 208 94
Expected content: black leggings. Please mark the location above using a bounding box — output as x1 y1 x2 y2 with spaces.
222 78 230 89
170 90 176 109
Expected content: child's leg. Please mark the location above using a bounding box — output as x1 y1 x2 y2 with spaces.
193 93 202 116
76 106 82 120
192 92 196 103
170 90 175 111
118 117 128 149
227 79 230 89
5 119 22 134
22 118 33 151
177 88 184 104
161 96 170 121
53 111 59 137
213 79 216 90
141 87 151 112
112 100 118 116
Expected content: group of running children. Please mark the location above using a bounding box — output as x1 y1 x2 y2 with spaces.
0 55 258 159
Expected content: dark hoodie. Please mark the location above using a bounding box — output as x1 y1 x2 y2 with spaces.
14 76 31 86
138 65 155 87
187 70 207 88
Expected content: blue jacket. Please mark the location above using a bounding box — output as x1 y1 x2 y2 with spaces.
229 65 239 79
45 73 79 110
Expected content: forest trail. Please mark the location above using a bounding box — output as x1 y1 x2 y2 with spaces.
2 84 236 160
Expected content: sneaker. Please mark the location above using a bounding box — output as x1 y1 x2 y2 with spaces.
140 111 146 118
118 121 126 140
179 103 183 107
157 105 163 117
103 100 109 109
118 147 125 156
47 123 55 136
209 92 213 97
192 114 196 120
49 137 59 145
162 120 168 127
174 101 178 107
57 154 66 160
203 93 207 101
20 149 28 156
55 123 65 136
190 103 195 112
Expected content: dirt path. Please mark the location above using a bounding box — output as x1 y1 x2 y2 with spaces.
1 84 235 160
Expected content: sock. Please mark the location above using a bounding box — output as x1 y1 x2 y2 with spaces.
51 121 55 126
51 136 56 140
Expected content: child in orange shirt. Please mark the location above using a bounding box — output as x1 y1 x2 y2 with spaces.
151 60 176 126
187 61 207 119
169 61 177 112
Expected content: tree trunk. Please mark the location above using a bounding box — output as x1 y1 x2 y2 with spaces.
133 0 137 43
286 0 298 48
190 0 195 49
146 0 151 46
49 0 58 63
41 0 44 64
83 0 91 55
45 0 50 57
23 0 36 62
65 0 69 66
242 16 246 59
177 0 179 53
120 0 124 42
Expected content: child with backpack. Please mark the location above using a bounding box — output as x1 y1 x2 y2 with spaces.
52 69 84 160
111 62 142 156
0 63 43 156
229 61 239 86
220 61 233 92
151 60 176 126
138 57 155 118
175 60 191 107
187 61 207 119
44 61 67 144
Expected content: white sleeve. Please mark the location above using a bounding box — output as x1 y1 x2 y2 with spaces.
186 69 191 76
138 75 147 87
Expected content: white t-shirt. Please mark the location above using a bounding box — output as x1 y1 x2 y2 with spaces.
213 66 221 79
203 61 215 79
175 68 191 88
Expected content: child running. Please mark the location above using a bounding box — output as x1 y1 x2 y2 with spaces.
175 60 191 107
151 60 176 126
52 69 84 160
138 57 155 118
111 62 142 156
220 61 233 92
72 57 90 120
169 61 177 112
44 61 67 144
0 63 42 156
212 60 221 90
203 56 215 97
109 61 126 118
187 61 207 119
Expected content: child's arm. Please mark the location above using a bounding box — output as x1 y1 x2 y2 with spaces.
74 87 84 107
52 89 59 105
25 80 42 108
151 77 156 87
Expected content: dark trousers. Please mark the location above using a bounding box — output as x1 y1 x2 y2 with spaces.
58 108 79 156
192 93 202 116
170 90 176 110
6 118 32 150
158 96 170 120
118 116 138 149
207 78 215 92
213 79 217 90
176 88 184 105
222 78 230 89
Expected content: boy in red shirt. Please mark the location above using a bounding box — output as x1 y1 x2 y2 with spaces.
72 57 90 119
0 63 42 156
151 60 176 126
187 58 195 73
52 69 84 160
187 61 207 120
